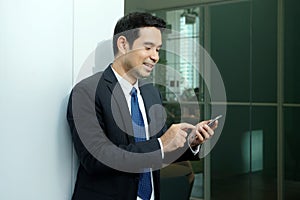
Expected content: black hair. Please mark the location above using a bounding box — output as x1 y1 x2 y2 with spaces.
113 12 166 55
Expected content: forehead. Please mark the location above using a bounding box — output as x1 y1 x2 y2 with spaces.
133 27 162 46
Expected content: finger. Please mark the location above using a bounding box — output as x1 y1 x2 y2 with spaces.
203 124 214 136
195 129 204 142
197 124 211 139
211 120 218 129
180 123 195 131
179 129 188 138
199 127 210 139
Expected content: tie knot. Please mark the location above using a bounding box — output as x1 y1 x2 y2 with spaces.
131 87 137 97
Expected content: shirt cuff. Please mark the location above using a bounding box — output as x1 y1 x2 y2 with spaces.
188 139 201 155
157 138 164 159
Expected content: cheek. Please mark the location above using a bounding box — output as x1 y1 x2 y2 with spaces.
128 51 149 66
139 50 150 58
135 54 147 64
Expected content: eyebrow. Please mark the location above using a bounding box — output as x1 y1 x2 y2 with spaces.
144 42 162 48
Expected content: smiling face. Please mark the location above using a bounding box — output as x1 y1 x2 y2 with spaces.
114 27 162 84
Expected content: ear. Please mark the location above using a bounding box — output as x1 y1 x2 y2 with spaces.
116 36 129 55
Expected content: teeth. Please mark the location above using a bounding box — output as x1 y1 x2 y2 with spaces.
144 63 153 67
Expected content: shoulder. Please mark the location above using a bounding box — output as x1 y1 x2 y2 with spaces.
74 72 104 91
67 72 104 107
72 65 114 95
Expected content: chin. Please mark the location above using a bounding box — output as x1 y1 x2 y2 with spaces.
138 74 150 79
143 72 152 78
138 70 151 78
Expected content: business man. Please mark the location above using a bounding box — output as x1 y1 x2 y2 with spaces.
67 12 217 200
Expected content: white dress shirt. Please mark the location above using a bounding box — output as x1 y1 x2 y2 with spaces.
111 67 158 200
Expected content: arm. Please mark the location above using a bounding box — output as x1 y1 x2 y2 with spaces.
67 82 163 175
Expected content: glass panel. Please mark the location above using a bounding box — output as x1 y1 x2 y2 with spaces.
284 0 300 104
252 0 277 103
153 8 204 103
251 106 277 200
284 107 300 199
211 106 250 200
211 106 277 200
283 1 300 199
210 2 251 102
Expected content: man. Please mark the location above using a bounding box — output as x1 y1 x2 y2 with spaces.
67 12 217 200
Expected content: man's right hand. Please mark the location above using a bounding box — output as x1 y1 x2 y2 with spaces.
160 123 195 153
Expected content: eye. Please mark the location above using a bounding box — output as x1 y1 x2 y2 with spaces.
145 46 151 50
156 48 160 53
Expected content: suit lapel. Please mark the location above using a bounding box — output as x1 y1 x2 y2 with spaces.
139 83 157 139
102 66 135 143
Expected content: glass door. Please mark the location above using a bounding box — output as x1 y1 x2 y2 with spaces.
125 0 300 199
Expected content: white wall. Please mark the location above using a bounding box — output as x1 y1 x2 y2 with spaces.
0 0 123 199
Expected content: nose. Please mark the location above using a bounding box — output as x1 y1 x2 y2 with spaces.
150 50 159 63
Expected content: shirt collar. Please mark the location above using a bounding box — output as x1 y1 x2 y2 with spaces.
111 66 139 96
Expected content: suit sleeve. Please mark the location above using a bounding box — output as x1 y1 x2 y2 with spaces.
67 81 163 175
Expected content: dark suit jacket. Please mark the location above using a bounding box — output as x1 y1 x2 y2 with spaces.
67 66 169 200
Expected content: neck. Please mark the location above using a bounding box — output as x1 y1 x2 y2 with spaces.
112 61 137 85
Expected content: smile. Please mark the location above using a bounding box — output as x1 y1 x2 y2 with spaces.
143 63 154 68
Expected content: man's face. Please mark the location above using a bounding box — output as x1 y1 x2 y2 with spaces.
123 27 162 80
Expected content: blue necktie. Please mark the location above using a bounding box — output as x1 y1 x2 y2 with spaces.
131 87 152 200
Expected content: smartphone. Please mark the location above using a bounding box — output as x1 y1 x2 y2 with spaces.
188 115 222 141
207 115 223 127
